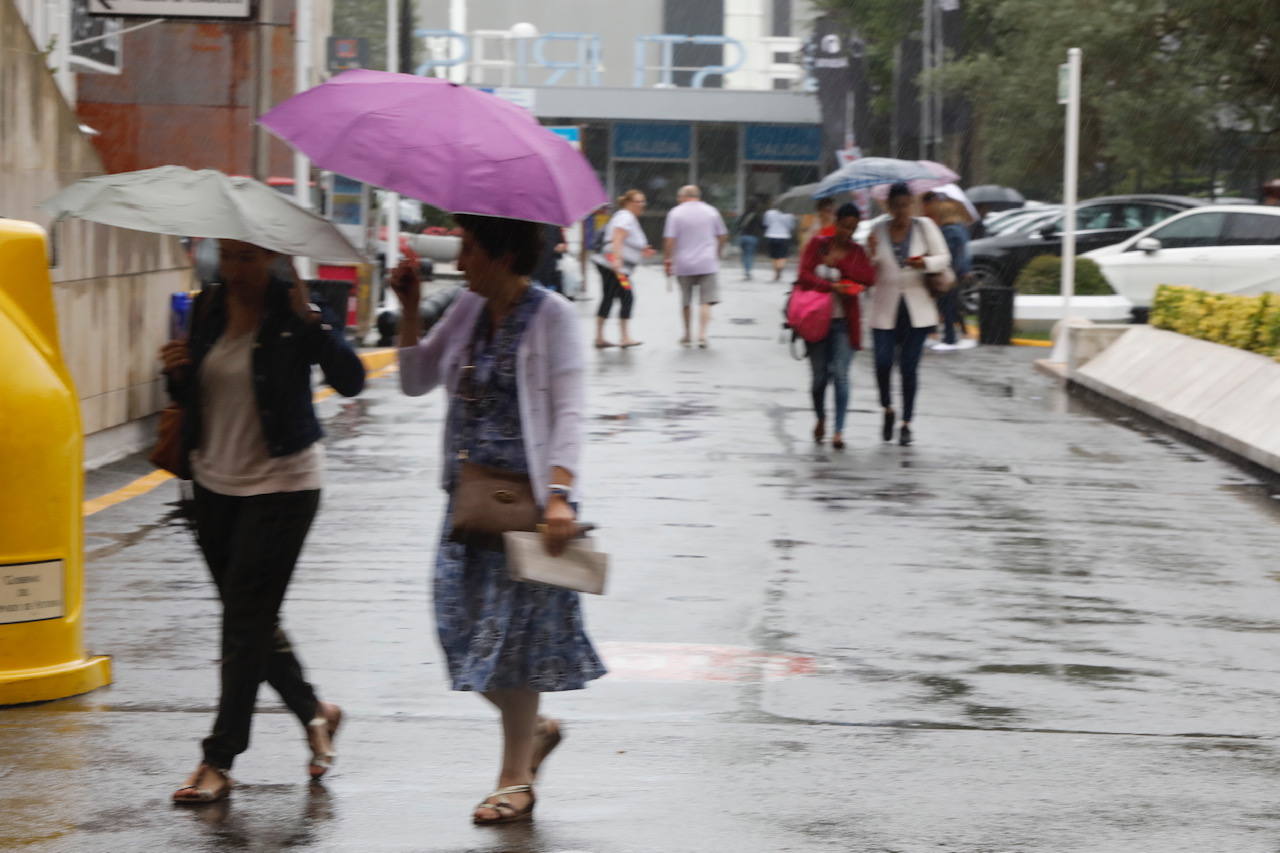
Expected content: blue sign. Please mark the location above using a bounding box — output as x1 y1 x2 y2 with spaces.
548 126 581 147
744 125 823 163
613 123 691 160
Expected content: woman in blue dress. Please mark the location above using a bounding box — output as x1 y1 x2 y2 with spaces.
391 214 605 825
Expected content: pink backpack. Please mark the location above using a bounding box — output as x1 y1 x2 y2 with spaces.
785 287 833 343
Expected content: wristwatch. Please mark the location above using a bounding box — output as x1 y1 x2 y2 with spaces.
547 484 573 502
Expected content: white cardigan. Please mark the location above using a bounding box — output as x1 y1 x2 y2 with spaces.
398 288 584 506
867 217 951 330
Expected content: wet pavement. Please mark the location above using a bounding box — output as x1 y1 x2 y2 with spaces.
5 264 1280 852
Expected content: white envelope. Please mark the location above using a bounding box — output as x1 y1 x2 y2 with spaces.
503 531 608 595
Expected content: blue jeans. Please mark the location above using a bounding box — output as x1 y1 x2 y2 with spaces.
807 319 854 433
739 235 759 277
873 300 931 423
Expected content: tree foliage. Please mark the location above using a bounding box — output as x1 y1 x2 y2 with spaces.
814 0 1280 199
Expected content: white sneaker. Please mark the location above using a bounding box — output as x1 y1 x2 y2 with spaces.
931 342 959 352
956 338 978 350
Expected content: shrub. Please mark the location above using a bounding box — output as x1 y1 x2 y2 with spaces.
1014 255 1113 295
1152 285 1280 360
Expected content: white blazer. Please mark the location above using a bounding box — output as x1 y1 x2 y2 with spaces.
867 217 951 330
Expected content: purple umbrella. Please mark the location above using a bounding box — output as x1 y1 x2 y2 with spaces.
260 70 606 226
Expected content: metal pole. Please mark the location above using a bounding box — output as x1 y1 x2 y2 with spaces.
294 0 312 210
920 0 931 160
253 0 273 182
934 0 944 158
1060 47 1082 364
385 0 401 273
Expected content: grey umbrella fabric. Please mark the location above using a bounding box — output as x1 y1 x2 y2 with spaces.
41 165 365 262
774 183 855 215
965 184 1026 205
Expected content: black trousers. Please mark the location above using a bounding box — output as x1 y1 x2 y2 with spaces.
192 483 321 770
595 263 634 320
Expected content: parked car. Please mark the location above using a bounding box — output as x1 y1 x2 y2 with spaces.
1084 205 1280 310
968 195 1206 290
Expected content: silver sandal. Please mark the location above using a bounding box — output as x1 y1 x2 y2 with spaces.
473 784 535 825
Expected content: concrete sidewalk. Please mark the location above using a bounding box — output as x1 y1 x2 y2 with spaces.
6 265 1280 852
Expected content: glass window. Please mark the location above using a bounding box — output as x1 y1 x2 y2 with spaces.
1147 211 1227 249
1077 205 1118 231
1222 213 1280 246
1116 204 1172 229
614 161 690 246
696 126 739 218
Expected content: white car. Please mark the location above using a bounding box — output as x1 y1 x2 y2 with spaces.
1084 205 1280 307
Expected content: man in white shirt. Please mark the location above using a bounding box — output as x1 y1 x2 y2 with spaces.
763 205 797 282
662 185 728 348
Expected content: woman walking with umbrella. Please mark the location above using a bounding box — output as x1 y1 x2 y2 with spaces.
160 242 365 802
391 216 606 825
866 182 951 446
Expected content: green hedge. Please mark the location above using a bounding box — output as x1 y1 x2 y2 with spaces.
1014 255 1114 296
1151 285 1280 360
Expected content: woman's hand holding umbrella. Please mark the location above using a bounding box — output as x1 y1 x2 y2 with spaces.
389 259 423 346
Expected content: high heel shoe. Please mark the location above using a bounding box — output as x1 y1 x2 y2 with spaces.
814 419 825 444
307 702 342 779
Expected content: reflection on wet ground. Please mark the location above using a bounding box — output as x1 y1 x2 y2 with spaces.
10 267 1280 851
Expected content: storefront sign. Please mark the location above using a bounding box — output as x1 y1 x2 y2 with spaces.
548 126 582 150
327 37 369 73
744 125 823 163
86 0 251 18
613 123 691 160
477 87 536 112
0 560 64 625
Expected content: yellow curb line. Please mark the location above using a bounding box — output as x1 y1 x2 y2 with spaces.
82 349 399 517
1011 338 1053 348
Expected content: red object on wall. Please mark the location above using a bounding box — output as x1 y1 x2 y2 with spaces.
316 264 358 327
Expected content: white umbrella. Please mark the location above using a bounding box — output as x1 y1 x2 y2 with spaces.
41 165 365 262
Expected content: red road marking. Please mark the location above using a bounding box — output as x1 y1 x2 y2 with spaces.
597 642 816 683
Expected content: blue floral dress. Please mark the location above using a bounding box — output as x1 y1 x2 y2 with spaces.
435 285 607 692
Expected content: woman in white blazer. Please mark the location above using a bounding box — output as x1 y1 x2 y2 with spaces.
865 182 952 446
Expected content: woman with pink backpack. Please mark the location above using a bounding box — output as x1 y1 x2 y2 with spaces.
787 202 876 450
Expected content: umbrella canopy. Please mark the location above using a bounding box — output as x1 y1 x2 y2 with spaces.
965 184 1025 206
41 166 364 262
260 70 607 227
813 157 947 198
773 182 856 215
931 183 979 221
868 159 962 200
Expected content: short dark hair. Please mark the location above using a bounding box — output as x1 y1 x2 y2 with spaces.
888 181 913 201
816 197 836 211
836 202 861 220
921 191 940 203
455 214 544 276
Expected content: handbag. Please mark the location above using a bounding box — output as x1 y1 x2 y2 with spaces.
785 286 834 343
503 529 608 595
149 403 190 479
914 219 957 295
447 325 541 547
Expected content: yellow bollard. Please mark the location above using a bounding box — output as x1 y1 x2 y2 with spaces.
0 221 111 704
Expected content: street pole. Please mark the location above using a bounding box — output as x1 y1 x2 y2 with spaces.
253 0 273 182
920 0 931 160
1059 47 1082 365
293 0 314 278
385 0 401 273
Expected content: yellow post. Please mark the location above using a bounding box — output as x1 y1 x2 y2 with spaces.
0 221 111 704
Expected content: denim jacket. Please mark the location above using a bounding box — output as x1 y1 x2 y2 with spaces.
164 277 366 458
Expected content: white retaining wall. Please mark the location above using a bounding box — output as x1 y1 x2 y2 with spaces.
1072 325 1280 474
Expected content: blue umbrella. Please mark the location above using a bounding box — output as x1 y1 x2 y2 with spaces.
812 157 940 198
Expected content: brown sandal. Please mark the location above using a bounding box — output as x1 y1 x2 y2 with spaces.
172 763 232 804
473 784 536 825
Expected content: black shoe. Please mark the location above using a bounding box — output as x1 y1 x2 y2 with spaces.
881 409 896 442
899 424 913 447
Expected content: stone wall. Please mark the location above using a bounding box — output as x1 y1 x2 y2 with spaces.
1 0 192 456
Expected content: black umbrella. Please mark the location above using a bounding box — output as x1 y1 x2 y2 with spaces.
965 184 1025 206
